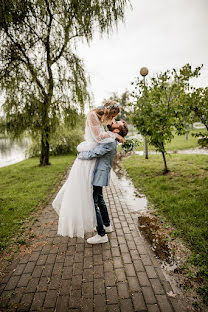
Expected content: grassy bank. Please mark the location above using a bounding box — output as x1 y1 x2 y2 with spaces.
0 154 75 252
135 128 207 151
122 154 208 300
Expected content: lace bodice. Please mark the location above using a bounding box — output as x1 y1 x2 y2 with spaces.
85 111 117 143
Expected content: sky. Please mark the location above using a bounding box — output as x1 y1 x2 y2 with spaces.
0 0 207 111
77 0 208 108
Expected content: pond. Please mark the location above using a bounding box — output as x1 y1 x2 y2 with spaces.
0 137 30 168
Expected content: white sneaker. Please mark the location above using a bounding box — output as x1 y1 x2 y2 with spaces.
94 225 113 233
87 234 108 244
104 225 113 233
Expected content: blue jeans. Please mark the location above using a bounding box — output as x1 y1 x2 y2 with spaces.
93 186 110 237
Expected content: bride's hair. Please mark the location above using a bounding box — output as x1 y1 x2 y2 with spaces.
93 100 120 124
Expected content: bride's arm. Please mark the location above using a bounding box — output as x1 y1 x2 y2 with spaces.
87 112 117 143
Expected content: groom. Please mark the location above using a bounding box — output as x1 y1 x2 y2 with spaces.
78 120 128 244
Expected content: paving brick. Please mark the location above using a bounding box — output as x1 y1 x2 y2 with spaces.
84 256 93 269
32 265 43 278
120 298 134 312
132 292 146 311
74 251 84 263
42 263 53 277
26 277 39 292
49 275 61 290
52 262 63 276
113 257 123 268
147 304 160 312
46 253 57 264
156 294 173 312
5 275 20 290
55 295 69 312
141 254 152 266
64 255 73 266
73 262 83 276
17 273 31 287
71 274 82 290
59 278 71 295
37 276 49 292
122 253 132 264
105 271 116 286
94 279 105 294
37 254 48 265
119 243 129 253
125 264 136 277
94 294 106 310
69 289 81 308
150 279 165 295
106 286 118 304
62 265 73 279
7 287 25 307
104 260 113 272
107 304 120 312
142 287 157 304
115 268 126 282
31 291 46 310
23 261 36 274
145 266 157 279
93 254 103 265
127 276 141 292
80 297 93 312
83 268 93 282
82 281 93 298
117 281 130 299
19 292 34 311
29 251 40 262
103 249 112 260
44 289 58 308
137 272 151 287
13 263 26 276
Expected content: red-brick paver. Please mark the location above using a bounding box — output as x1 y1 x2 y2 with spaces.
0 170 193 311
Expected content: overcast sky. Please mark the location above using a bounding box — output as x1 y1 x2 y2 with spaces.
77 0 208 108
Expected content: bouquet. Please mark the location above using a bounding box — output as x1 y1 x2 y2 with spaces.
121 138 140 152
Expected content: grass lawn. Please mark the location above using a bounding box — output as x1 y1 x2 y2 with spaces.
122 154 208 279
0 154 75 252
135 128 207 151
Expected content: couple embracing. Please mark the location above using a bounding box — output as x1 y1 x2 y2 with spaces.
52 101 128 244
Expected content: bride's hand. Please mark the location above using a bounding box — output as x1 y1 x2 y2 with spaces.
117 134 125 144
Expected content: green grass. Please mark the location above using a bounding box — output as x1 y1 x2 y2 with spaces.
135 129 207 151
0 154 76 252
122 154 208 277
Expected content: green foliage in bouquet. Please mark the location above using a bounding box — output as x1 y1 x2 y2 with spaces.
121 138 140 152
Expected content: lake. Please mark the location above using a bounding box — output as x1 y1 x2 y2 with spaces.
0 137 30 168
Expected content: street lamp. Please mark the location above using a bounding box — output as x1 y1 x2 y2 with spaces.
140 67 149 159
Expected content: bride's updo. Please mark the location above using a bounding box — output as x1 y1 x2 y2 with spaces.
94 100 120 124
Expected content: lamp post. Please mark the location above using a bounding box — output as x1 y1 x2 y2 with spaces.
140 67 149 159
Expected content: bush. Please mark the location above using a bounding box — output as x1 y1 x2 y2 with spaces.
27 123 84 157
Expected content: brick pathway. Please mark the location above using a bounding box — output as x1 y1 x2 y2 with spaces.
0 170 191 312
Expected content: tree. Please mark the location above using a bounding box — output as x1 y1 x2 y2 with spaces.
131 64 202 173
104 90 131 121
0 0 130 166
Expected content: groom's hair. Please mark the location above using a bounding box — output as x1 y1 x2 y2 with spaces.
107 120 128 137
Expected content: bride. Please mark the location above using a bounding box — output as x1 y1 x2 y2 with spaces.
52 100 124 238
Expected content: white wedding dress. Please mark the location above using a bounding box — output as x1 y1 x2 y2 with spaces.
52 111 117 238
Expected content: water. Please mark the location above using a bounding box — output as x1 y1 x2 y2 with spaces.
135 147 208 156
112 169 148 212
0 138 30 168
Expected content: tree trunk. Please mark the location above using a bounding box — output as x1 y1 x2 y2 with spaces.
40 129 50 166
161 150 169 173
